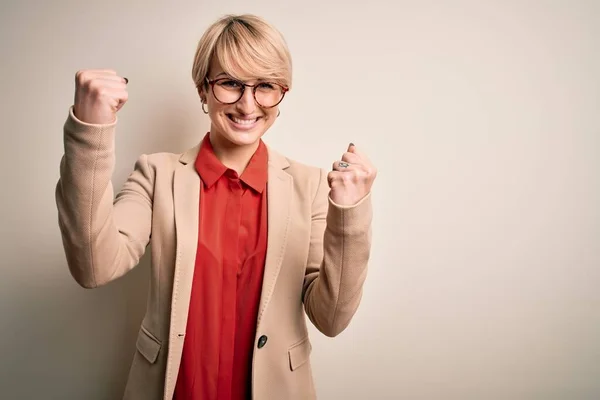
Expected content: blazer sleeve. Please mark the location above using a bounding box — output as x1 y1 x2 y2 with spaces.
302 168 373 337
55 107 154 288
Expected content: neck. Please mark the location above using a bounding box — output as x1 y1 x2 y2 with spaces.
209 130 260 175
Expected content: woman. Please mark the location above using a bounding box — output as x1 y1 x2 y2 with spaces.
56 14 376 400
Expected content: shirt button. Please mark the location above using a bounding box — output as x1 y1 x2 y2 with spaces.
257 335 268 349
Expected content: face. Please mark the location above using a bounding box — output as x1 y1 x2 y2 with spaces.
199 57 282 148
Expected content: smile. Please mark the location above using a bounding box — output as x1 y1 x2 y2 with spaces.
228 114 260 125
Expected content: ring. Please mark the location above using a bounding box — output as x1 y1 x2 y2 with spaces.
338 161 350 168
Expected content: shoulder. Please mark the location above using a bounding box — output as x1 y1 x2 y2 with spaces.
144 151 184 167
267 146 327 202
287 157 323 181
141 142 201 171
268 146 323 181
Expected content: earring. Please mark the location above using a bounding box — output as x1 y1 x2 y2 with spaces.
202 103 208 114
277 110 281 117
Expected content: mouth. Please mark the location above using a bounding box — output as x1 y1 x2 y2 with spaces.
227 114 261 127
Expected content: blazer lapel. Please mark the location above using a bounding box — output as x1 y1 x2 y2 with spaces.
164 144 201 400
257 148 292 328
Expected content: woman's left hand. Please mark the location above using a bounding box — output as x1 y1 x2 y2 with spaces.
327 143 377 206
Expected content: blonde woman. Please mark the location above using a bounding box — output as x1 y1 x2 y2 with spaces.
56 14 377 400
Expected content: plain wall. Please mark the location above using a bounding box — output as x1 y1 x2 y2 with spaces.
1 1 599 399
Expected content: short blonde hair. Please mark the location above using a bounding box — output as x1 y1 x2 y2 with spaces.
192 14 292 90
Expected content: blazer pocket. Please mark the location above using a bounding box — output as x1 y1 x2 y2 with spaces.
288 336 312 371
136 325 161 364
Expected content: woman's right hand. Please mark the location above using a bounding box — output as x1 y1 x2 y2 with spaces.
73 69 128 124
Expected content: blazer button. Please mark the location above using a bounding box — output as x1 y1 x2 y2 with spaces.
257 335 268 349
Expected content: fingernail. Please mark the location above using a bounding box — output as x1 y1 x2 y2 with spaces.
349 142 355 147
124 77 129 84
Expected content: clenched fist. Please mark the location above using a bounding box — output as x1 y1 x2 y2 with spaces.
328 143 377 206
73 69 129 124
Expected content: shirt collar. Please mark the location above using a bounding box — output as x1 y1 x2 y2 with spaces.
195 133 268 193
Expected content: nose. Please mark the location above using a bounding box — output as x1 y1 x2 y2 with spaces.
236 86 256 114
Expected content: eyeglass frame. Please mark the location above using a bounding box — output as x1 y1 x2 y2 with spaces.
203 77 289 108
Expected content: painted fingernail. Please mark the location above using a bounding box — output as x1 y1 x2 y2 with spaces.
349 142 355 147
124 77 129 84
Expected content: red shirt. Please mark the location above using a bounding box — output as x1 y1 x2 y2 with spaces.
174 133 268 400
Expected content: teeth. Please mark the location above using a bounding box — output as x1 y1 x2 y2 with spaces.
231 116 257 125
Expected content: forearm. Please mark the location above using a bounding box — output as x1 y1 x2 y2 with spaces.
303 191 373 337
55 108 151 288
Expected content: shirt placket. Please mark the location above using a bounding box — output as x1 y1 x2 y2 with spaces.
217 171 243 399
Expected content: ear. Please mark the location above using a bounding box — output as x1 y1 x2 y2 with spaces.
197 86 206 103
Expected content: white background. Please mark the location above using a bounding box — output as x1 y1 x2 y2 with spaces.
1 1 599 399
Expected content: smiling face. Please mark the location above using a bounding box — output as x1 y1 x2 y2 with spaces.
199 57 281 148
191 14 292 150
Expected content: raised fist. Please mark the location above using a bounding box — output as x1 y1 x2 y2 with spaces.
73 69 128 124
328 143 377 206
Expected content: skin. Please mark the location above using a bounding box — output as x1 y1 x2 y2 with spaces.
73 63 377 206
197 57 279 174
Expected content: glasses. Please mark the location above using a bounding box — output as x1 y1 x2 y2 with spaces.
205 77 289 108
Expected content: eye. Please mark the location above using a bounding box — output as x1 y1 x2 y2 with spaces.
218 80 242 89
257 82 276 90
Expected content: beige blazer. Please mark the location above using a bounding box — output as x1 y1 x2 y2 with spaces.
55 108 372 400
